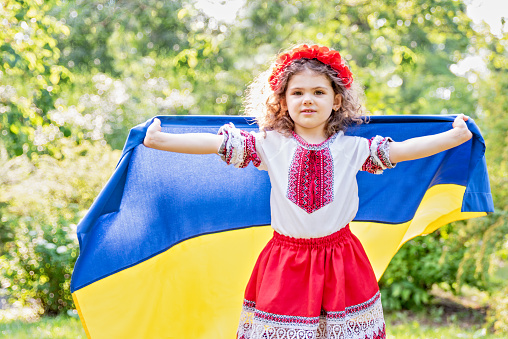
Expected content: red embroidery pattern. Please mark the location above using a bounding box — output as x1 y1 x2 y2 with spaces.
255 309 320 326
325 291 381 320
361 138 383 174
287 146 334 214
361 136 394 174
242 131 262 168
218 124 262 168
371 324 387 339
237 292 386 339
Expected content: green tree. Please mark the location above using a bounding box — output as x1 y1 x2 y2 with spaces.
0 0 72 157
49 0 249 149
228 0 478 116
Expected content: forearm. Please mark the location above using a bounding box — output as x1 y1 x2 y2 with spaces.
144 131 223 154
389 127 472 163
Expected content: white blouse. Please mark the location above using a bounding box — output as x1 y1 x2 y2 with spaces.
217 124 394 238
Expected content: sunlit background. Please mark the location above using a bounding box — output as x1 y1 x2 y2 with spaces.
1 0 507 337
195 0 508 34
194 0 508 78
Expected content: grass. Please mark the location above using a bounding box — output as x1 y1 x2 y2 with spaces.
384 289 507 339
0 314 86 339
385 310 502 339
0 307 506 338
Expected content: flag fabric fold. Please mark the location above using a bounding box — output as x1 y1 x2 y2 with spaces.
71 115 493 338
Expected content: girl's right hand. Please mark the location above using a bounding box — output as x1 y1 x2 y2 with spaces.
142 117 223 154
143 118 162 148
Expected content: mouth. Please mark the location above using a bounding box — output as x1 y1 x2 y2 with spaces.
301 109 316 114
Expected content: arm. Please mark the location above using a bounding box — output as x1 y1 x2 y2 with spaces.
143 118 223 154
389 114 473 163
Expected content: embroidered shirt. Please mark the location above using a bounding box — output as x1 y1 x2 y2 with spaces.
218 124 395 238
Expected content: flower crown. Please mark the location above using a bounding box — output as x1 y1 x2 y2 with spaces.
268 45 353 91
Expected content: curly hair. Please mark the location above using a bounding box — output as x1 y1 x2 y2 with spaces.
244 49 366 138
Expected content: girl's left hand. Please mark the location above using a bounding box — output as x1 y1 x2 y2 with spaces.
452 114 473 141
389 114 473 163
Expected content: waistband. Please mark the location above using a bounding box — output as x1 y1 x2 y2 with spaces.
272 225 351 248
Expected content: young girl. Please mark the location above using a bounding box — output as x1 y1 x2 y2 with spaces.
143 44 472 339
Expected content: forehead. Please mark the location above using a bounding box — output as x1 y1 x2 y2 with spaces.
287 68 333 89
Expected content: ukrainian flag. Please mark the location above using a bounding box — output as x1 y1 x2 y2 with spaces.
71 115 493 338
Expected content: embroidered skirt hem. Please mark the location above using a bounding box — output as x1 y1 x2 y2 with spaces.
238 292 385 339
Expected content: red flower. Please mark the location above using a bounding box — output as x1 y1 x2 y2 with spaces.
269 45 353 91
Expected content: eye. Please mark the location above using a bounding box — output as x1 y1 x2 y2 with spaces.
315 90 325 95
292 91 303 96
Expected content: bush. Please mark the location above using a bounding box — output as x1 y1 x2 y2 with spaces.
0 140 120 315
380 212 508 312
379 231 443 310
486 286 508 334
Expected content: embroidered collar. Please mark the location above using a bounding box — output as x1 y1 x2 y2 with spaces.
291 131 339 150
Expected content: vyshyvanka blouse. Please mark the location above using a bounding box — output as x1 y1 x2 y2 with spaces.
218 124 395 239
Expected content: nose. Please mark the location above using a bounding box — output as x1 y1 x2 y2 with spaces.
303 94 313 105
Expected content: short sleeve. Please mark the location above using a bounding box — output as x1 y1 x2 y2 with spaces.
360 135 396 174
217 123 266 170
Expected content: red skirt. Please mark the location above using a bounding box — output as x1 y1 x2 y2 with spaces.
237 225 386 339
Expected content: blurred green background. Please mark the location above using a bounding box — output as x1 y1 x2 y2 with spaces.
1 0 507 337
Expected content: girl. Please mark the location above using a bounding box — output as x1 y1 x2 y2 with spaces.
143 44 472 339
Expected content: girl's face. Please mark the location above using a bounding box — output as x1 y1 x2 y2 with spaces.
282 69 342 141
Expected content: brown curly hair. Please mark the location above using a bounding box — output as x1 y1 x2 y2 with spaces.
244 48 366 138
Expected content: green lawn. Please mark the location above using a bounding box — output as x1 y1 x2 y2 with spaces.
0 311 505 338
0 315 86 339
385 310 503 339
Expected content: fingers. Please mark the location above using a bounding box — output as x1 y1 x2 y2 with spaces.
455 114 469 121
144 118 162 148
453 114 470 128
148 118 162 132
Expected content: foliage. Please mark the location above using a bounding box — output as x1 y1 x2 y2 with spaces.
454 214 508 290
380 213 508 311
379 233 440 310
486 286 508 334
6 0 497 150
45 0 249 149
228 0 479 117
0 141 120 314
0 0 72 157
478 60 508 210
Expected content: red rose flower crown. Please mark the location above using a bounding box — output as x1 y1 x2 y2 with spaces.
268 45 353 91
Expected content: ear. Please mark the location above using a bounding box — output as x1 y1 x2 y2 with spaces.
280 98 288 111
333 94 343 111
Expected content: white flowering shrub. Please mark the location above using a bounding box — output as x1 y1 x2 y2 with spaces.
0 140 120 315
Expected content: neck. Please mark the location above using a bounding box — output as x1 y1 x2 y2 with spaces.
293 128 328 144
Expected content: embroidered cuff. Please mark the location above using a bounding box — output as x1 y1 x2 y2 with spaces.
361 136 396 174
217 123 262 168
